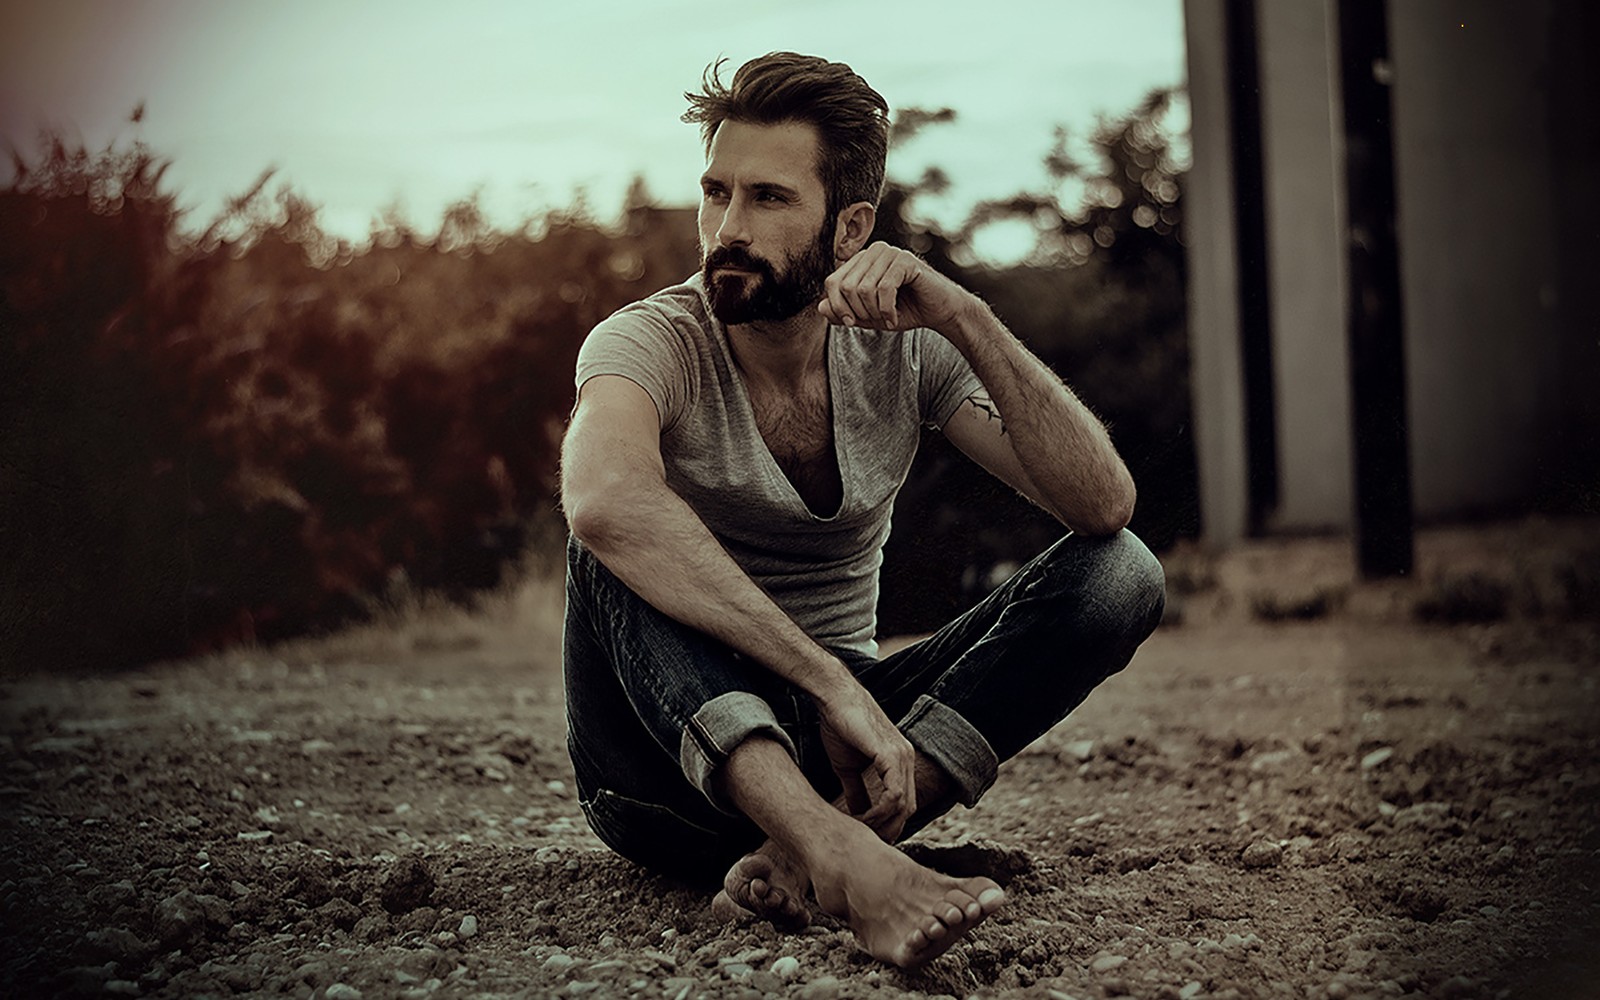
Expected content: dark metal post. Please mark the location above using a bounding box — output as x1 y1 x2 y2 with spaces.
1337 0 1414 578
1224 0 1280 535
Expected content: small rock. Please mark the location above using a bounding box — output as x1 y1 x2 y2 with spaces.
324 985 363 1000
801 974 841 1000
1242 841 1283 869
236 830 273 843
565 982 601 996
1062 740 1096 762
320 898 361 932
434 931 458 948
379 856 435 915
770 956 800 980
543 953 576 972
1439 975 1476 999
721 962 752 978
1179 982 1203 1000
457 914 478 938
80 928 151 963
104 981 140 996
1361 747 1395 770
662 977 698 1000
1090 954 1127 973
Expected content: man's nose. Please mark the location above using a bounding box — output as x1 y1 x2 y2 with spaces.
716 196 750 248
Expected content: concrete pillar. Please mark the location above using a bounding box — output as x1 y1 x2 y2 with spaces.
1183 0 1251 546
1255 0 1354 532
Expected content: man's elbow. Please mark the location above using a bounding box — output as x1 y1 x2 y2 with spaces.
564 491 623 550
1067 475 1136 537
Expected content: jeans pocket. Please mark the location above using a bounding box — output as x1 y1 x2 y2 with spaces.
579 787 750 886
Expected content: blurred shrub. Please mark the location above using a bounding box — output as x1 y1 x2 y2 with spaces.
1 135 695 669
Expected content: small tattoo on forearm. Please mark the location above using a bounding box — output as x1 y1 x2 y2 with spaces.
967 392 1007 434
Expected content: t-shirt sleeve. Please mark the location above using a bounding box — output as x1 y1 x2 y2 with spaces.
915 328 984 430
574 306 693 431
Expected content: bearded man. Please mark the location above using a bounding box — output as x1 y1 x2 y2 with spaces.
559 51 1165 968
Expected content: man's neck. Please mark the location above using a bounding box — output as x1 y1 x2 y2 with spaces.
726 312 830 392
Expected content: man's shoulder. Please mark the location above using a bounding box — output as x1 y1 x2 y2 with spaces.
598 275 712 339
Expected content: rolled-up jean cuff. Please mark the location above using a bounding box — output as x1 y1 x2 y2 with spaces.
899 694 998 807
679 691 798 815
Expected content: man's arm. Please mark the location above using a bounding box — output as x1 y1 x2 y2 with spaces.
819 243 1135 535
561 374 916 836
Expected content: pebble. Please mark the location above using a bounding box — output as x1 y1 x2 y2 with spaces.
1179 982 1203 1000
770 956 800 980
1241 841 1283 868
565 982 601 996
662 977 698 1000
641 950 677 971
1062 740 1097 762
1360 747 1395 770
543 953 576 972
1090 954 1127 973
721 962 753 978
457 915 478 938
800 974 841 1000
324 986 363 1000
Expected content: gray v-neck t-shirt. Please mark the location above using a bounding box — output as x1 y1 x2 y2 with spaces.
574 274 981 657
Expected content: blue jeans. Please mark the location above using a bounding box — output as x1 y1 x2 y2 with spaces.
562 530 1165 886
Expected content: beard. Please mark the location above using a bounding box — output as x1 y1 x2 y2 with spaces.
701 226 835 326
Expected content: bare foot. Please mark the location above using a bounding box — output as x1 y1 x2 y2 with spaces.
808 824 1005 968
712 842 812 931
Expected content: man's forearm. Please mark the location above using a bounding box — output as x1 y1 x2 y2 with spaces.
567 479 857 703
942 300 1135 534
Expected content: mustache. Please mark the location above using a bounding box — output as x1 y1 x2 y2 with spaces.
704 245 776 276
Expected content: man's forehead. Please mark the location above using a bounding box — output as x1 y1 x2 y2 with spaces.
703 120 823 191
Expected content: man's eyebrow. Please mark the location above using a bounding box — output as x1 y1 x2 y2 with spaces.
697 175 800 199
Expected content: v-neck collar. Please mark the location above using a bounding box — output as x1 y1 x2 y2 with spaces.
712 316 848 523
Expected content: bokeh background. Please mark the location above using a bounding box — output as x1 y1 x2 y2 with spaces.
3 0 1595 672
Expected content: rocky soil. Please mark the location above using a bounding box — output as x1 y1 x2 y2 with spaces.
3 518 1598 999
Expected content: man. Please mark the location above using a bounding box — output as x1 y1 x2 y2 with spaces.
559 52 1164 969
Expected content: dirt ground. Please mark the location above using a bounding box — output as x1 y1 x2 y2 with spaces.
3 517 1599 1000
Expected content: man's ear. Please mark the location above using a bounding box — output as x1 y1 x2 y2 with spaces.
832 201 878 261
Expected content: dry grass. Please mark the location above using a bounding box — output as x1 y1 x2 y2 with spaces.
267 559 566 671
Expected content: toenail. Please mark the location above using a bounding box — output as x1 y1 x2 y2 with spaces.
979 888 1004 906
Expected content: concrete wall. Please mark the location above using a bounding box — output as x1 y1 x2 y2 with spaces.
1389 0 1569 517
1182 0 1599 543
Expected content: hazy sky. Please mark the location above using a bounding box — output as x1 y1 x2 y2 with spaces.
2 0 1187 260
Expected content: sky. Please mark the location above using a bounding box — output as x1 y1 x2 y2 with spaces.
1 0 1188 263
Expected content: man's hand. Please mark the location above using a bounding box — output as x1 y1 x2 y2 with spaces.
817 241 973 335
815 678 917 842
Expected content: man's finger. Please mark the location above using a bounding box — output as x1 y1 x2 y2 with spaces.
836 768 870 816
854 251 899 328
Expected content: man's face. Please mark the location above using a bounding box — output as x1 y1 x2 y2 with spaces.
698 120 837 326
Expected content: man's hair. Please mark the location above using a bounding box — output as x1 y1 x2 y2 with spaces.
682 52 890 224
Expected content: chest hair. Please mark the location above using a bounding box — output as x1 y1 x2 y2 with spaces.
747 376 842 517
